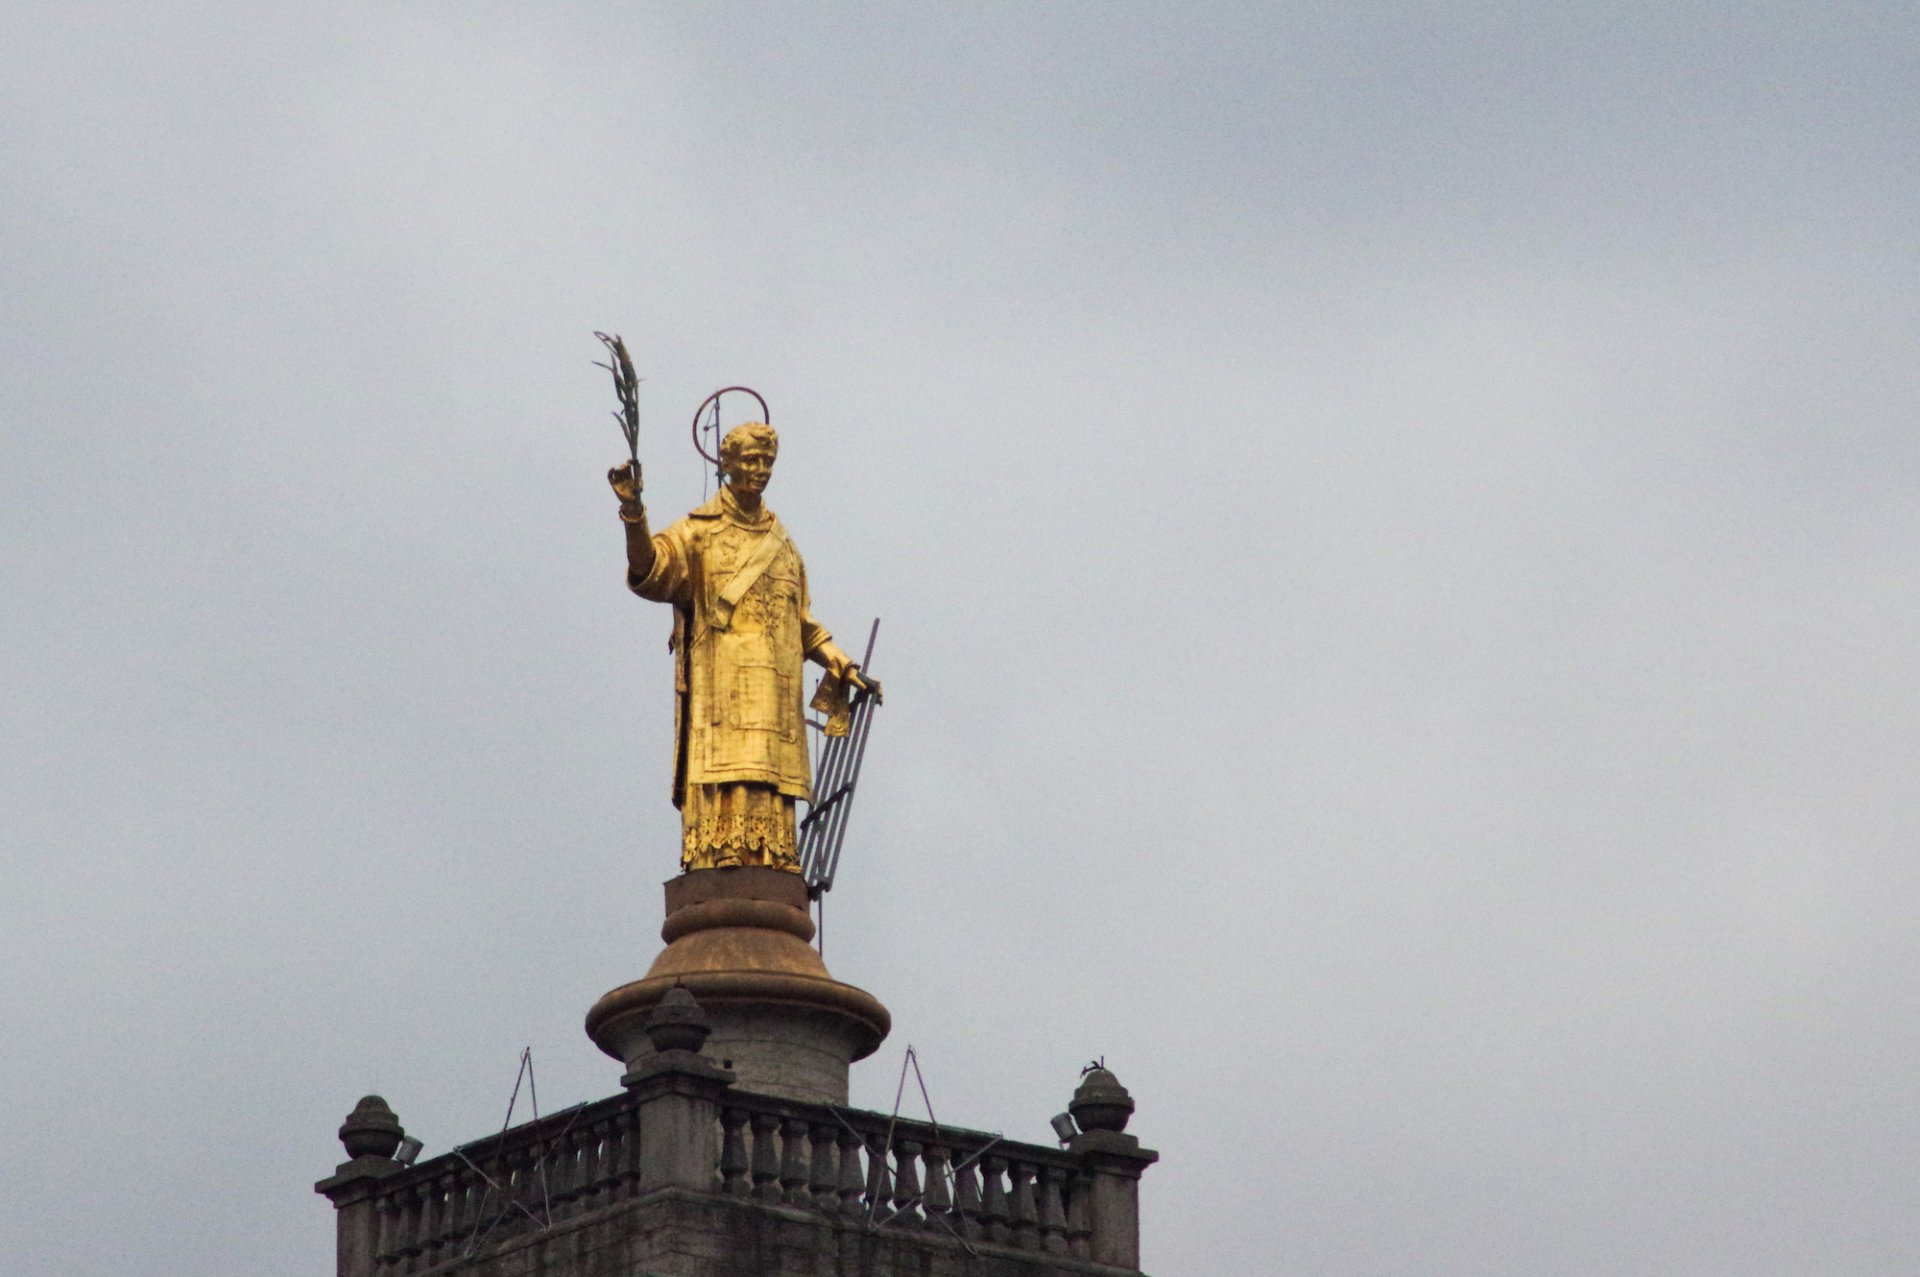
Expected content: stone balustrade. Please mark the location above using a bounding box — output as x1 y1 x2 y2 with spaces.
358 1090 639 1273
713 1092 1094 1259
319 1066 1155 1275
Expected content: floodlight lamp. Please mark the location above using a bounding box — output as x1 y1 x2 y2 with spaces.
1049 1112 1078 1143
394 1136 424 1166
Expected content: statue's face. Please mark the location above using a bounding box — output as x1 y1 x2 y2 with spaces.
724 443 776 496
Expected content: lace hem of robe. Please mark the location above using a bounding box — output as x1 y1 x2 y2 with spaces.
681 781 800 873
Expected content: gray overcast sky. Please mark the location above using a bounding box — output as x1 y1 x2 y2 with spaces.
3 4 1917 1274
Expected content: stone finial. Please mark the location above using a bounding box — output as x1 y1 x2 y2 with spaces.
338 1095 404 1160
1068 1065 1134 1134
644 984 713 1055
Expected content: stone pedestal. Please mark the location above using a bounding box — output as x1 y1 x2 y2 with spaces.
586 867 890 1105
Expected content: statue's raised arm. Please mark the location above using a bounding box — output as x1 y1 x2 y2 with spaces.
608 459 654 582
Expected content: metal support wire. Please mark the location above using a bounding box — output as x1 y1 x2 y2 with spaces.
454 1048 589 1257
821 1044 998 1252
825 1045 999 1256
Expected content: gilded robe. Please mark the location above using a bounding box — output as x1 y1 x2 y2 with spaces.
629 485 832 871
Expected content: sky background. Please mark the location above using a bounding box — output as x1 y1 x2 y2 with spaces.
3 3 1918 1274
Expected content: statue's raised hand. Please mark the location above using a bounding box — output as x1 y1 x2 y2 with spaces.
607 460 643 505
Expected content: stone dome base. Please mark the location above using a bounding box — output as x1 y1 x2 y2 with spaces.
586 867 890 1105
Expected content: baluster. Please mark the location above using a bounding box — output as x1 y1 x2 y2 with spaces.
409 1182 431 1266
979 1153 1010 1244
607 1116 629 1198
890 1138 922 1226
564 1129 587 1213
533 1140 553 1219
617 1103 642 1200
808 1121 839 1213
780 1117 811 1206
495 1149 517 1235
498 1153 518 1226
425 1175 452 1261
582 1125 603 1205
604 1115 627 1199
576 1122 606 1207
495 1152 518 1221
1065 1168 1093 1260
836 1127 866 1215
481 1157 502 1230
379 1186 403 1273
470 1158 502 1242
425 1176 449 1269
864 1132 892 1220
561 1128 588 1210
539 1133 568 1218
922 1143 953 1234
508 1146 537 1233
596 1116 618 1203
1037 1164 1069 1253
411 1176 438 1268
582 1120 606 1202
398 1179 427 1272
445 1171 473 1251
372 1192 398 1269
952 1151 981 1240
499 1150 519 1225
578 1127 601 1209
476 1159 502 1251
531 1143 551 1219
560 1127 586 1212
586 1120 608 1200
483 1156 504 1228
431 1169 459 1263
750 1112 782 1202
443 1166 472 1258
604 1117 626 1199
607 1115 627 1197
719 1108 751 1196
1008 1160 1037 1249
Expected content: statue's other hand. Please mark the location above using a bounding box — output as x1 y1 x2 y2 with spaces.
608 460 643 503
849 667 883 705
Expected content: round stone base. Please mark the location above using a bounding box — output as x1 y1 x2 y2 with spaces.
586 867 890 1105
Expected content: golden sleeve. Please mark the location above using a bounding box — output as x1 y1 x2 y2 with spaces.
798 558 833 658
629 518 695 606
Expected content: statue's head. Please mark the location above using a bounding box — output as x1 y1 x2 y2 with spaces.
720 422 778 497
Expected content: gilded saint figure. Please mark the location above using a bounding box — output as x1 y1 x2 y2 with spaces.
609 424 875 873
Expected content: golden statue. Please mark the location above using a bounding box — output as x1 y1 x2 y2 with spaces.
609 424 876 874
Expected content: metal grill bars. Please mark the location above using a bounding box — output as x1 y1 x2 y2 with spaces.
799 619 881 897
